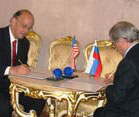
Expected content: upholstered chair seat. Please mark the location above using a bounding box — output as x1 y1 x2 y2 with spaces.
48 36 79 71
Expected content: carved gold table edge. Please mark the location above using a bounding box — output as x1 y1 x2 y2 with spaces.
10 80 105 117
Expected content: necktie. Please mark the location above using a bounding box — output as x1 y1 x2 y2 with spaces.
12 40 17 66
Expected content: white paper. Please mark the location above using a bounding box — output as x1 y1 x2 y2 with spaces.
60 77 104 92
12 70 51 80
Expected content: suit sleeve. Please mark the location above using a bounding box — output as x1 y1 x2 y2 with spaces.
0 28 11 78
106 59 138 105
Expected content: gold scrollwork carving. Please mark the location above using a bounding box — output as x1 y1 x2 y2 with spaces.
10 81 104 117
10 83 37 117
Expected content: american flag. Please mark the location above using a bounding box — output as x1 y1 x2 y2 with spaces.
70 36 80 70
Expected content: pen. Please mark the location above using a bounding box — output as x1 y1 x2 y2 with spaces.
108 71 114 79
18 59 23 64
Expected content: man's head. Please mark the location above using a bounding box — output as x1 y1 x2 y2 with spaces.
109 21 139 56
10 9 34 39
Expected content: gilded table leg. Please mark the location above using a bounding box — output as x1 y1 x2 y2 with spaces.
66 98 75 117
66 92 101 117
10 83 37 117
39 91 77 117
66 92 86 117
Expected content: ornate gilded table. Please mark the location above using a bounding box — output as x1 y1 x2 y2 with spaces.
9 72 105 117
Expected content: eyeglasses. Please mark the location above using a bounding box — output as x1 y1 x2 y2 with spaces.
110 39 119 47
16 18 33 31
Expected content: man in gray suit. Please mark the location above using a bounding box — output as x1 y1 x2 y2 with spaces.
94 21 139 117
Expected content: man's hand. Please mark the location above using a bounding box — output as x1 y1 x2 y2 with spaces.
9 64 31 75
104 72 114 86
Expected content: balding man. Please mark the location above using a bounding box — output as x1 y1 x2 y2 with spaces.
0 9 45 117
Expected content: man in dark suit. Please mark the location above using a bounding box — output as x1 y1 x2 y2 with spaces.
94 21 139 117
0 9 45 117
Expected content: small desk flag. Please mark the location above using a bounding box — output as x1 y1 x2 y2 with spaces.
85 40 102 78
70 36 80 70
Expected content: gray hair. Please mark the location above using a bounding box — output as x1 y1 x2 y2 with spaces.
109 21 139 42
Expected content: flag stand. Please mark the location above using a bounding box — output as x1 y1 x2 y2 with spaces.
89 74 95 78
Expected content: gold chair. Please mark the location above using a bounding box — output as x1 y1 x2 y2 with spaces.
74 40 122 116
26 31 42 68
84 40 122 78
48 36 79 71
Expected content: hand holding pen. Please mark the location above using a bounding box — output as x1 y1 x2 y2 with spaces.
9 59 31 75
18 59 30 70
104 71 114 86
18 59 24 64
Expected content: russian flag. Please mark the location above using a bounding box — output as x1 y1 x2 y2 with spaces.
85 40 102 78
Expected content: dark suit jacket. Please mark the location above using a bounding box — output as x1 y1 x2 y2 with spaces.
0 26 30 89
104 43 139 117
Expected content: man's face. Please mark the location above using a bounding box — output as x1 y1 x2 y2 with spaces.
11 12 34 39
111 38 125 56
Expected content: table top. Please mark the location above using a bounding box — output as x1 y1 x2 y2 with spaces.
9 70 104 93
